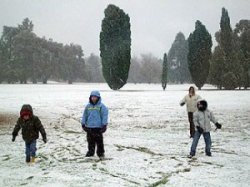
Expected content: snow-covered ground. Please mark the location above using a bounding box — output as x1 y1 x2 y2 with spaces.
0 83 249 187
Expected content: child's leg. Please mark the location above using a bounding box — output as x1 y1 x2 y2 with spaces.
190 131 201 156
30 140 37 158
188 112 195 138
25 142 31 162
86 131 95 156
96 132 105 157
203 132 212 156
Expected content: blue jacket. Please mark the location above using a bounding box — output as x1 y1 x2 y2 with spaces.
81 91 108 128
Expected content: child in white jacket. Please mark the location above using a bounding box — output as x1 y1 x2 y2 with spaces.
180 86 201 138
189 99 222 157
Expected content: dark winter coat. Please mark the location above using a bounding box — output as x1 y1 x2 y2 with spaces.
12 105 46 143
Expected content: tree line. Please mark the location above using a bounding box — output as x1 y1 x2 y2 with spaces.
100 5 249 90
0 6 249 90
162 7 250 90
209 8 250 90
0 18 86 84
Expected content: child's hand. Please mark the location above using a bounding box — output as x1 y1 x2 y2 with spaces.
180 102 185 106
43 138 47 143
197 126 204 134
100 125 107 133
12 136 16 142
82 125 88 132
215 123 222 129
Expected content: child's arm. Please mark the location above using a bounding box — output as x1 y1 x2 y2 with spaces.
81 106 88 126
210 111 218 124
180 96 186 106
101 104 109 126
210 111 222 129
12 119 21 141
35 117 47 143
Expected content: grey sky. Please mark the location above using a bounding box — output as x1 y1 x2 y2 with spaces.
0 0 249 58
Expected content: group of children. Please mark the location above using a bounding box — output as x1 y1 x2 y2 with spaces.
12 88 221 163
12 90 108 163
180 86 222 157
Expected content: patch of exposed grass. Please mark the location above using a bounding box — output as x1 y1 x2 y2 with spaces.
0 113 17 125
149 175 170 187
114 144 163 156
149 167 191 187
99 167 140 185
63 130 81 134
26 176 34 180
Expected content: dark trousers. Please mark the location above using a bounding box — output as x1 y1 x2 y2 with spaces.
86 128 104 157
188 112 195 137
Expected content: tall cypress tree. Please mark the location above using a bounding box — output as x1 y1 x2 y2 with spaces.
168 32 190 84
220 8 233 63
209 46 224 89
188 20 212 90
235 20 250 89
219 7 240 89
210 8 239 90
100 4 131 90
161 53 168 90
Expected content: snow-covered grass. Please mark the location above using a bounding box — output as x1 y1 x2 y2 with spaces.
0 83 249 187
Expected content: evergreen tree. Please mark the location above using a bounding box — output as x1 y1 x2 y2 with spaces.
12 30 37 83
220 7 233 62
231 33 245 89
0 26 20 83
168 32 191 83
33 37 54 84
219 7 238 89
100 4 131 90
211 8 244 90
0 45 4 83
188 20 212 90
235 20 250 89
0 18 86 84
161 53 168 90
85 53 104 82
60 44 85 84
209 46 224 89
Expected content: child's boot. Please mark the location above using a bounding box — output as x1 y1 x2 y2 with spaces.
98 154 105 160
26 156 31 163
31 157 36 163
206 152 212 157
85 152 94 157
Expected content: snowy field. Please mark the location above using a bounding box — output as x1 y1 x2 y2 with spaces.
0 83 249 187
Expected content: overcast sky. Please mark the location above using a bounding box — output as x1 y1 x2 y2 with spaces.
0 0 249 58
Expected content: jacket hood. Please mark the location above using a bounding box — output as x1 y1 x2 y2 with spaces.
89 91 101 105
20 104 33 114
197 99 207 111
90 90 101 98
20 104 33 119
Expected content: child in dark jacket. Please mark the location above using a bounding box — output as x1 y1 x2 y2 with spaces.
189 100 222 157
12 104 47 163
81 91 109 159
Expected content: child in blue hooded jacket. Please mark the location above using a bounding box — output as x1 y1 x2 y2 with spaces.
81 91 108 158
